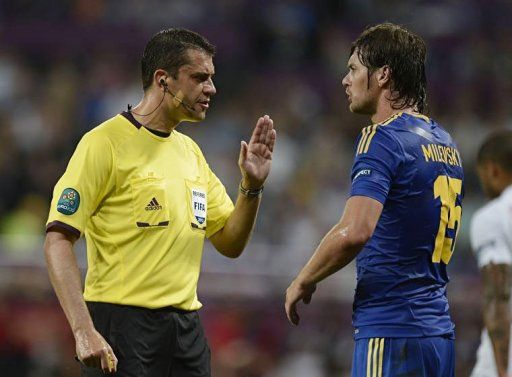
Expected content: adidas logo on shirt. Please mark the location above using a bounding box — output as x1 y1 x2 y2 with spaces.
145 198 162 211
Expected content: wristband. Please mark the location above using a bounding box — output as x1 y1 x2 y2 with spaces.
239 181 264 198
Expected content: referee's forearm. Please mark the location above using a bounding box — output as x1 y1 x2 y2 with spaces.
44 232 95 335
210 192 261 258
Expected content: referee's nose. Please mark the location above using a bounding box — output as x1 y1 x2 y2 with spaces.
204 78 216 97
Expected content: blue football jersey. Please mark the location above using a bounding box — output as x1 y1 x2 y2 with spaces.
350 112 464 339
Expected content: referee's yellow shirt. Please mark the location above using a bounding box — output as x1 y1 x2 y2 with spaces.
46 113 234 310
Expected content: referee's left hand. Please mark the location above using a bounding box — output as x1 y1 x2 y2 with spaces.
239 114 276 189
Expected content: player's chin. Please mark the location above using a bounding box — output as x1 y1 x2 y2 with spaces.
348 102 361 114
349 102 371 115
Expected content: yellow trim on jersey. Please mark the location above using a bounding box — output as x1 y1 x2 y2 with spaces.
357 126 370 154
357 113 402 155
409 112 430 123
367 338 385 377
381 112 402 126
362 125 378 154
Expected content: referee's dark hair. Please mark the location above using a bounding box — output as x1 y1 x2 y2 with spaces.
351 22 427 114
141 28 216 91
477 129 512 173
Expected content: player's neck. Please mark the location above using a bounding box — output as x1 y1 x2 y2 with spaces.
131 92 180 133
370 102 418 124
498 176 512 196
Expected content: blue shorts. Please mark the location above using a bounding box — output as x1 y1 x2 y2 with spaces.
351 336 454 377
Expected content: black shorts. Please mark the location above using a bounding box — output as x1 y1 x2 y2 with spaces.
81 302 211 377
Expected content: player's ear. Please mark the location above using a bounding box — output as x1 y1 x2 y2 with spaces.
376 65 391 88
490 162 505 180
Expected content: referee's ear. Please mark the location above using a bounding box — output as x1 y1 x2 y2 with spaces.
152 69 173 91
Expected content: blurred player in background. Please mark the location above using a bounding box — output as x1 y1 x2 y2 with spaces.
44 28 275 376
285 23 463 376
471 130 512 377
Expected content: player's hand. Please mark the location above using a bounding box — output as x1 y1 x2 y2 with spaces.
75 327 118 374
238 114 276 189
285 280 316 325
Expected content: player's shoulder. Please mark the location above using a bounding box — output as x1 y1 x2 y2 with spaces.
471 198 503 233
369 112 410 140
475 187 512 225
355 114 403 155
501 185 512 206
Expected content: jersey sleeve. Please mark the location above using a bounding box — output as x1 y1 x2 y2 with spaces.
205 166 234 239
350 126 404 204
470 205 512 268
46 131 114 237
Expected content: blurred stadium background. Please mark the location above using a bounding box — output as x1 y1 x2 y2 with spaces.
1 0 511 375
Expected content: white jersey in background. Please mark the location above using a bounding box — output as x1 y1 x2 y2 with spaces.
471 185 512 377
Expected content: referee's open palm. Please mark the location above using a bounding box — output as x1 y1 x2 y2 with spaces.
239 115 276 188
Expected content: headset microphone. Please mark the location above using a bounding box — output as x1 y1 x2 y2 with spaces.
160 79 196 112
128 79 197 116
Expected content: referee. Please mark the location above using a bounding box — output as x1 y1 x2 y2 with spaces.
44 29 276 376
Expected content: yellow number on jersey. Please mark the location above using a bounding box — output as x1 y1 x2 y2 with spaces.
432 175 462 264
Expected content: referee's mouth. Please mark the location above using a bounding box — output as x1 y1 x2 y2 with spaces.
198 100 210 110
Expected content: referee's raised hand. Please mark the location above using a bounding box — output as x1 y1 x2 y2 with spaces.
239 114 276 189
75 327 118 374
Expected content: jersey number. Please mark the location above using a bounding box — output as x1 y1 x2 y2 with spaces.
432 175 462 264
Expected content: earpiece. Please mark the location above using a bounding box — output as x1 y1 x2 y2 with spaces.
160 78 167 88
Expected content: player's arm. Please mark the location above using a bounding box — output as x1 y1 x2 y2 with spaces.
285 125 399 325
44 229 117 373
209 115 275 257
285 195 383 325
471 207 512 377
482 262 511 377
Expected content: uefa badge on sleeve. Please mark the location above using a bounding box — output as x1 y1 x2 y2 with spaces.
57 188 81 215
191 189 207 225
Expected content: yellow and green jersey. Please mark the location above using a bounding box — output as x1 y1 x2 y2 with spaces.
47 112 234 310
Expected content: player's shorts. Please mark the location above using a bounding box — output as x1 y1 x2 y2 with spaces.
80 302 211 377
351 336 454 377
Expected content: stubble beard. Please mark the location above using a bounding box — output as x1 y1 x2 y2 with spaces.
349 96 376 117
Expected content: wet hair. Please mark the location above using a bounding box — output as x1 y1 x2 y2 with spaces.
477 129 512 173
141 28 216 90
350 22 427 113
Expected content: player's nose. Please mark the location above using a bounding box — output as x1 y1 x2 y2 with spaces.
341 73 350 88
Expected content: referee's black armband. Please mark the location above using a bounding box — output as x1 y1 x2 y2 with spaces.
239 181 264 198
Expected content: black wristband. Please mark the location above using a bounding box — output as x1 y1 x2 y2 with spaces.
239 181 264 198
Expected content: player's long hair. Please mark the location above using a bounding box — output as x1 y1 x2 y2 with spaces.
351 23 427 114
141 28 216 91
